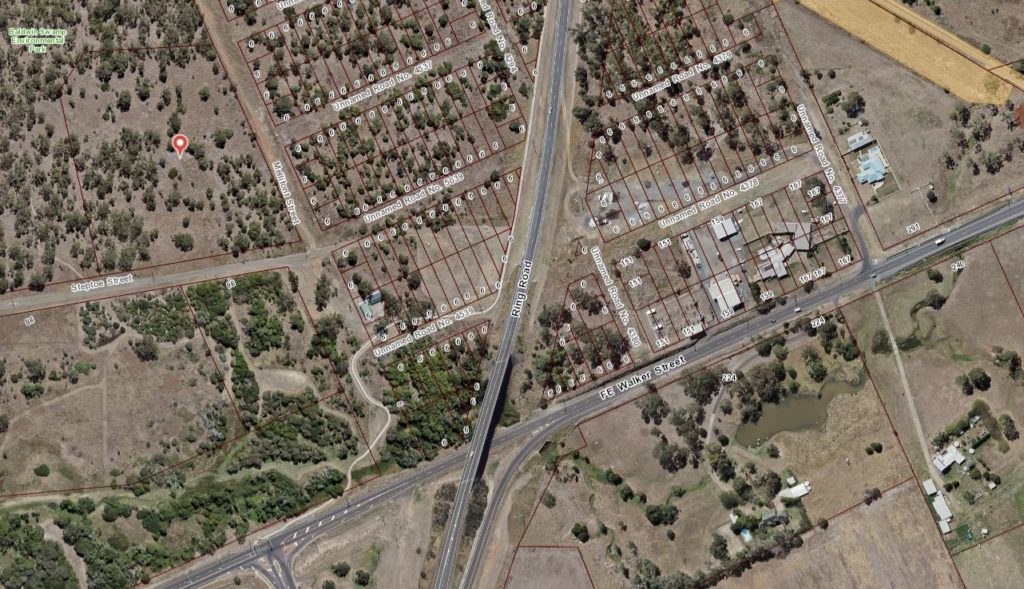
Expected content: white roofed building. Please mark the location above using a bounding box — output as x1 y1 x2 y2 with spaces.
707 275 742 310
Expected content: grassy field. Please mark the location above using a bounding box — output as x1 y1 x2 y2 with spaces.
505 547 594 589
771 374 910 520
795 0 1024 104
719 482 960 588
0 290 240 495
845 237 1024 550
955 525 1024 588
780 0 1024 251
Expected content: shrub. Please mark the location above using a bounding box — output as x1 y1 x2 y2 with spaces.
542 492 557 508
864 488 881 505
571 522 590 543
842 92 865 118
354 570 370 586
332 562 350 578
644 504 679 526
710 533 729 560
34 464 50 477
922 289 947 311
871 329 892 354
132 335 159 362
172 233 194 252
617 484 634 502
604 469 623 485
967 368 991 391
1000 414 1019 441
822 90 842 108
719 491 740 509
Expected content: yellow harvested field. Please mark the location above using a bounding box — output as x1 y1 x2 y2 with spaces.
795 0 1024 104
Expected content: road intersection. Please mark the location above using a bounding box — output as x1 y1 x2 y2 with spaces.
152 193 1024 588
4 0 1022 586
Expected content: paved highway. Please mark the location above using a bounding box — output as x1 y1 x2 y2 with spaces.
156 194 1024 589
429 0 575 585
456 197 1024 587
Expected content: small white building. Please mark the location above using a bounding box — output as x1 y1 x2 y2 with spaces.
779 481 812 499
932 493 953 521
707 275 742 310
712 217 739 241
932 445 966 473
939 520 951 534
846 130 875 151
922 479 938 496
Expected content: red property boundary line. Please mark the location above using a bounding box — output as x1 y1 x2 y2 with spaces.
773 0 1024 253
136 151 1024 589
502 546 596 589
861 0 1024 91
613 168 861 340
833 228 1024 576
501 308 928 587
17 153 1023 586
381 320 494 464
582 4 811 244
286 60 531 230
15 41 303 296
0 266 382 501
541 272 633 402
330 171 520 349
239 0 484 128
216 0 278 23
941 238 1024 559
504 199 1024 584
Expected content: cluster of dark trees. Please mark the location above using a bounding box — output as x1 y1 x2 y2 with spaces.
48 467 346 589
380 336 488 468
944 101 1024 177
0 512 78 589
227 390 359 473
0 0 218 292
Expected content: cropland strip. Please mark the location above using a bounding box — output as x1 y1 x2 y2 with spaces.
796 0 1024 104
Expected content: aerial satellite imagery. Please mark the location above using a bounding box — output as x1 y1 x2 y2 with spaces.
1 0 1023 587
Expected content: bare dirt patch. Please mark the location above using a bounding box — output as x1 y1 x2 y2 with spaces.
505 547 593 589
64 45 296 274
0 291 237 495
846 239 1024 549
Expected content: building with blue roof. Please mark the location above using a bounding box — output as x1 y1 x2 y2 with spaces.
856 146 888 185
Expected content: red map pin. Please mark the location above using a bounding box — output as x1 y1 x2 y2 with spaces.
172 134 189 159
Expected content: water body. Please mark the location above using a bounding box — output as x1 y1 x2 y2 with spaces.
734 373 865 447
